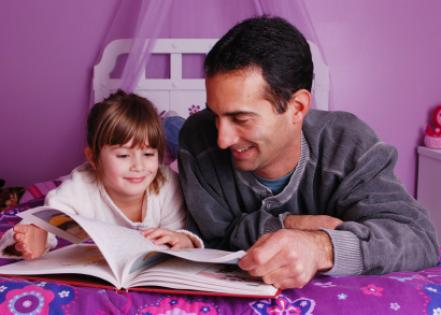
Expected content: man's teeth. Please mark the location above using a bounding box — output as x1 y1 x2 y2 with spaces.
237 147 250 152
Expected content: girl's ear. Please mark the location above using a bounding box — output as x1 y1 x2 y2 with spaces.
288 89 311 124
84 147 96 169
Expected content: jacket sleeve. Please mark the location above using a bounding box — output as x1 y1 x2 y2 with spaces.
330 139 439 274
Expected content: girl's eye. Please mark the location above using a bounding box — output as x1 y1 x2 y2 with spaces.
116 154 129 158
143 152 155 157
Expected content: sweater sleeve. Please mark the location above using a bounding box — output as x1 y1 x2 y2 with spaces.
299 111 439 275
324 141 438 274
332 141 439 274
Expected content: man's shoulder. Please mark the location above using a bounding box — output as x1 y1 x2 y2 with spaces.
305 109 366 128
302 109 384 169
179 109 218 153
304 109 378 143
181 109 215 132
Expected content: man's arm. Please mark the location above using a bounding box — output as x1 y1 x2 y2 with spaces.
283 214 342 230
332 146 439 274
299 111 440 276
329 141 439 274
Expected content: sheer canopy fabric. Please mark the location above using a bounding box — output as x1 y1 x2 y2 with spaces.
94 0 329 109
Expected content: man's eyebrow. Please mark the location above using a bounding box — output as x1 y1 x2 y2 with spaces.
205 104 257 117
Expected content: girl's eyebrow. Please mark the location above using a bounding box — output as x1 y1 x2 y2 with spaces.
109 144 132 150
111 143 153 149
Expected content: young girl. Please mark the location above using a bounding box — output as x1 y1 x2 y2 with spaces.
2 90 202 259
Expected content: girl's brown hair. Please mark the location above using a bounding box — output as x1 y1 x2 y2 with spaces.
87 90 165 193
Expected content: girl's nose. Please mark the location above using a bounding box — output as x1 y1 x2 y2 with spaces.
130 155 144 172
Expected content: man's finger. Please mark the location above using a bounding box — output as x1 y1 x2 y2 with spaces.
239 232 282 271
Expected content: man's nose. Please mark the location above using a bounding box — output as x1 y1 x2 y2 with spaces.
217 119 239 149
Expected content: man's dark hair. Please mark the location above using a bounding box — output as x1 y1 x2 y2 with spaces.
204 15 313 113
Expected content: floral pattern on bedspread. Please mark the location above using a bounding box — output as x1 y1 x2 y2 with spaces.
1 202 441 314
0 280 75 315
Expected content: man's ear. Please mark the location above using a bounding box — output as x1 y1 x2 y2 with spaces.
84 147 96 169
288 89 311 124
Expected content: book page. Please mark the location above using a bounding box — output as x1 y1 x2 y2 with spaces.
63 213 158 285
121 248 246 286
126 257 277 296
18 206 248 288
18 207 158 284
157 248 246 264
0 244 120 288
18 207 90 244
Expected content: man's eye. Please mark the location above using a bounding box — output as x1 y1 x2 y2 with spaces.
233 117 249 124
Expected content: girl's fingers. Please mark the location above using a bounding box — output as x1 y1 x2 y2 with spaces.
15 242 25 251
15 242 30 257
142 228 171 240
13 224 30 233
14 232 23 242
141 228 156 237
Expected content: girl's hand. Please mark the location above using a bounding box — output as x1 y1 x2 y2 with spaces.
13 224 48 260
141 228 195 249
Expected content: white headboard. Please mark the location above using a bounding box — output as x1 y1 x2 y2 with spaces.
93 38 329 116
93 39 217 118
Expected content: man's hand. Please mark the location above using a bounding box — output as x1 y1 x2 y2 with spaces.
238 229 333 289
284 214 342 230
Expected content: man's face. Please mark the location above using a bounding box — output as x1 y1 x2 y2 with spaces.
206 68 303 179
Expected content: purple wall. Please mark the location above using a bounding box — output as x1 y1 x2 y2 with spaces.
1 0 441 197
0 1 120 186
306 0 441 195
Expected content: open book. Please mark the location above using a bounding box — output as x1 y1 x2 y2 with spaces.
0 206 278 298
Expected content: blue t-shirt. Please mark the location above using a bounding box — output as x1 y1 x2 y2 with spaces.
254 171 293 195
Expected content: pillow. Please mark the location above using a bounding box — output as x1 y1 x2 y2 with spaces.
162 112 185 166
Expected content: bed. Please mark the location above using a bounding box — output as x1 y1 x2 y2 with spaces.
1 198 441 314
1 39 440 314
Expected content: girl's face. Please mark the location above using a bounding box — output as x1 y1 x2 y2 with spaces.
97 138 159 202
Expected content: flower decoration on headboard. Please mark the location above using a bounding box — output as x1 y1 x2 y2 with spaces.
188 104 201 116
424 105 441 149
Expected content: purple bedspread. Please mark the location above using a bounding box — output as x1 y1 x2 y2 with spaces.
0 201 440 315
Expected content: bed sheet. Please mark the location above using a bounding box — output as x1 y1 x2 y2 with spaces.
1 200 441 314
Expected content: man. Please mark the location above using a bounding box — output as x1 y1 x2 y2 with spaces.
178 16 439 289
